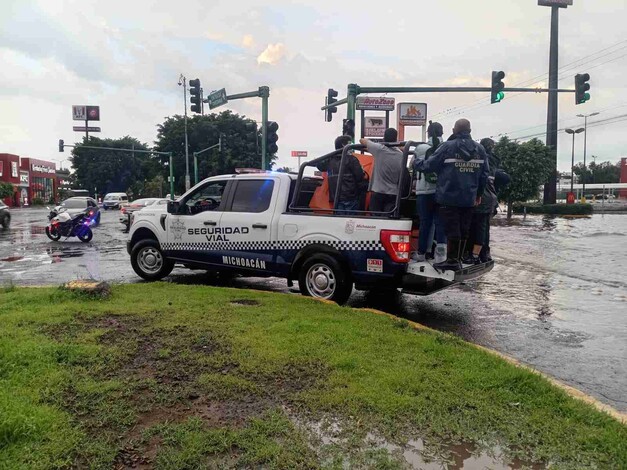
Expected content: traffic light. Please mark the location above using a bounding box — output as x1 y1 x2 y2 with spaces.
58 139 64 152
575 73 591 105
325 88 338 122
342 119 355 139
491 71 505 104
189 78 201 113
265 121 279 154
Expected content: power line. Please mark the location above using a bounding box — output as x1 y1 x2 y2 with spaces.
510 113 627 141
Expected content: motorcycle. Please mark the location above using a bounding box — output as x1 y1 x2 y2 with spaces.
45 206 94 242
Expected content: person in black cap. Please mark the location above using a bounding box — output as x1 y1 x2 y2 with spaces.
415 118 489 271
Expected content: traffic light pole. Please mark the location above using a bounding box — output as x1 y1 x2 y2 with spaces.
182 76 191 192
193 135 222 185
58 143 174 200
223 86 271 170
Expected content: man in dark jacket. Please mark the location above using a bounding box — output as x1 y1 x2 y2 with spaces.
415 119 489 271
317 135 367 213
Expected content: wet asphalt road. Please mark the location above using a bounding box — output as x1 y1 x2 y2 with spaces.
1 208 626 412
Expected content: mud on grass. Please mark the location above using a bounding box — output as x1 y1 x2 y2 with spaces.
0 284 626 469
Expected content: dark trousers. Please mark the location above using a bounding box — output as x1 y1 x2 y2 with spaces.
369 193 396 214
416 193 446 253
470 213 490 247
438 206 474 240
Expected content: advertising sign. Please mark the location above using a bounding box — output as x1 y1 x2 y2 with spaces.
72 105 100 121
398 103 427 126
291 151 308 158
0 161 3 177
73 126 102 132
86 105 100 121
72 105 86 121
31 164 55 175
19 171 29 186
11 161 18 178
208 88 228 110
364 116 386 138
538 0 573 7
356 96 395 111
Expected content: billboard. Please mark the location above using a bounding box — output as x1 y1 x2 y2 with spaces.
291 151 308 158
538 0 573 7
356 96 395 111
72 105 100 121
364 116 386 138
397 103 427 126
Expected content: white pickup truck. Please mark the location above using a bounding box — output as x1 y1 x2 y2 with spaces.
127 143 493 304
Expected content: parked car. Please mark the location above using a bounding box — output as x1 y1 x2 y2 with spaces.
57 197 101 225
103 192 129 210
119 198 168 230
0 201 10 229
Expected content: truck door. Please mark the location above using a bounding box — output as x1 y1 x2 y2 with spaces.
217 177 278 274
165 179 230 266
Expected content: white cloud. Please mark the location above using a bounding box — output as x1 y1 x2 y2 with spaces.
242 34 255 49
257 43 286 65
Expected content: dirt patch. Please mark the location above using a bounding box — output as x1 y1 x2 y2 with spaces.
230 299 261 306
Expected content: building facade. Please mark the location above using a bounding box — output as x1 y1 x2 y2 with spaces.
0 153 20 206
0 154 58 207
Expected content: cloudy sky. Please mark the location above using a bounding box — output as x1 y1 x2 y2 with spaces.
1 0 626 172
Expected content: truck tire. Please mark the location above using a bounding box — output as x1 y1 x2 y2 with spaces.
131 240 174 281
298 253 352 305
1 214 9 229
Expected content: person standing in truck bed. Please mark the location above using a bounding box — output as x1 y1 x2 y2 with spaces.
360 128 403 215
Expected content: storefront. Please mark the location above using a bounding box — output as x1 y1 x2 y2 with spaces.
20 158 57 205
0 153 20 207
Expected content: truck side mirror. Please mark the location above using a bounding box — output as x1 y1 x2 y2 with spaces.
167 201 180 214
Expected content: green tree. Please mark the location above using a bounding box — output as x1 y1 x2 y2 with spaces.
0 182 13 199
154 111 275 193
143 175 166 198
573 159 620 184
495 137 554 218
70 136 161 198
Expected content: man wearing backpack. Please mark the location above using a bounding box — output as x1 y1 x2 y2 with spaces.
415 118 489 271
410 121 446 262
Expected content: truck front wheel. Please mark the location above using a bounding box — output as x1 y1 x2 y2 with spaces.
298 253 352 305
131 240 174 281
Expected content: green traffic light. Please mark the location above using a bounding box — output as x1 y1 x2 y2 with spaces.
583 92 590 102
496 91 505 102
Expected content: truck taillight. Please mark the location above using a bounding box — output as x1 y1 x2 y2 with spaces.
380 230 411 263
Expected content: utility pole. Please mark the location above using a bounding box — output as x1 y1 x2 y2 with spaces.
565 127 584 196
539 0 573 204
577 111 599 196
179 74 191 191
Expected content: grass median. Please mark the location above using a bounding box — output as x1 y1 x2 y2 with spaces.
0 283 625 469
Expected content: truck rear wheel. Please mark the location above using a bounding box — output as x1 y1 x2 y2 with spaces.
131 240 174 281
298 253 352 305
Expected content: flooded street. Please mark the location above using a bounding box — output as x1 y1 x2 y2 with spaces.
1 208 626 412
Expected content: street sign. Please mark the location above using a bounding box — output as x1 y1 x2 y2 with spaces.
208 88 228 109
291 151 308 158
538 0 572 7
356 96 395 111
364 116 386 138
72 105 86 121
398 103 427 126
73 126 101 132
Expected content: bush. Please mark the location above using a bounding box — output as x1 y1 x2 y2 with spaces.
31 197 45 206
513 203 593 215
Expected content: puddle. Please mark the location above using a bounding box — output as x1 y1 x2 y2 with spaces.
293 415 545 469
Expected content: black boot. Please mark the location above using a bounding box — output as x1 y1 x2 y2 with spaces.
433 239 461 271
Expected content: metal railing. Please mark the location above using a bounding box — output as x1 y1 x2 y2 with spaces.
289 140 425 218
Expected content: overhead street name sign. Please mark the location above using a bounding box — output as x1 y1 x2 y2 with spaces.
356 96 395 111
291 151 308 158
73 126 101 132
538 0 573 7
208 88 228 109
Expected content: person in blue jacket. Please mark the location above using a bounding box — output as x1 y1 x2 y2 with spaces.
415 118 489 271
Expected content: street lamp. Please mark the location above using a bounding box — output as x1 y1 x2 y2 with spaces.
576 112 600 195
565 128 585 195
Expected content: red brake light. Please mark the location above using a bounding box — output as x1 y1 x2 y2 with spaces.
380 230 411 263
